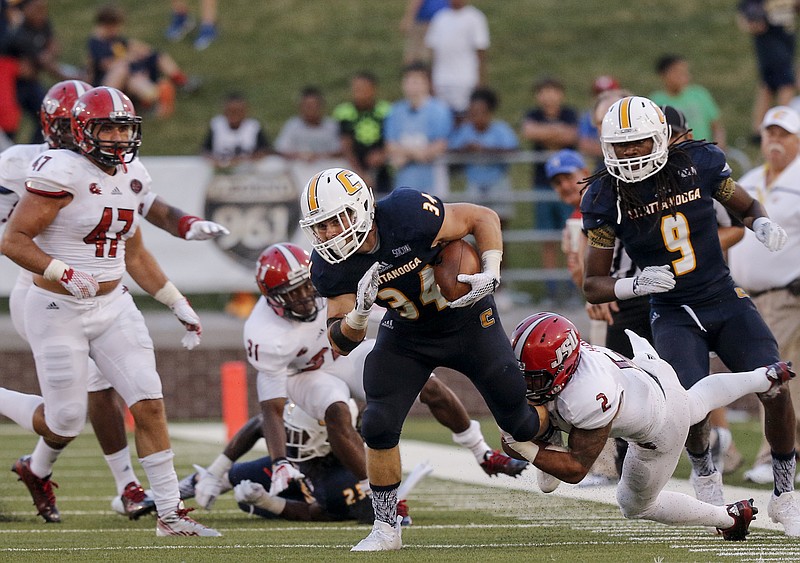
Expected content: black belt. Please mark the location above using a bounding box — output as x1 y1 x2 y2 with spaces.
749 277 800 298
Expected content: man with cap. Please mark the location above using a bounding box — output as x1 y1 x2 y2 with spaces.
730 105 800 485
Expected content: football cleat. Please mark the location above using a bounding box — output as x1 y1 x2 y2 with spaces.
397 499 412 527
718 498 757 541
156 503 221 537
111 482 156 520
165 12 196 41
11 455 60 523
350 517 402 552
690 470 724 506
743 462 773 485
480 450 528 477
762 361 795 399
768 492 800 537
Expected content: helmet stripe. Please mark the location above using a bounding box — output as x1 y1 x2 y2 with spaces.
73 81 89 96
107 87 126 112
274 243 303 271
619 97 632 129
306 172 322 212
512 314 552 357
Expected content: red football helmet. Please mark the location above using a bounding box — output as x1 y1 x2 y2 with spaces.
256 243 321 322
39 80 92 149
511 312 582 404
71 86 142 168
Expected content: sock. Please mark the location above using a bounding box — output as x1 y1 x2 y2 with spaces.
773 449 796 496
169 71 188 87
0 388 43 433
139 449 179 518
104 446 139 495
206 453 232 479
452 420 492 463
30 437 63 478
687 447 716 477
370 482 400 526
358 478 371 496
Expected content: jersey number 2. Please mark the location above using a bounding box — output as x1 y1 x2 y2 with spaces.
83 207 134 257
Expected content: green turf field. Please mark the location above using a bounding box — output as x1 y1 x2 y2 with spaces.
1 418 795 562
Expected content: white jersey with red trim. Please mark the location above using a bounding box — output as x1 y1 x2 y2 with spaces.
25 149 152 282
547 343 667 443
0 143 48 222
243 296 360 382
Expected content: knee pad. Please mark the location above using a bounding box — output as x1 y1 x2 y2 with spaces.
361 403 401 450
41 344 77 389
50 402 86 437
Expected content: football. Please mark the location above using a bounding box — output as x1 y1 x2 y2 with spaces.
433 239 481 301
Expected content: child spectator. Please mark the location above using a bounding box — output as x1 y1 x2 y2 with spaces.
88 3 199 118
448 87 518 226
274 86 342 162
201 91 270 169
333 71 393 194
649 54 726 147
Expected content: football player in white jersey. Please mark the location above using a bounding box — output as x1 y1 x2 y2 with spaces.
503 312 796 541
0 80 228 521
0 86 220 536
190 242 528 510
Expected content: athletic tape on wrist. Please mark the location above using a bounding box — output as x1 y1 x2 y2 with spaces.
481 249 503 281
344 309 370 331
43 259 70 282
178 215 201 239
614 277 637 300
154 281 184 307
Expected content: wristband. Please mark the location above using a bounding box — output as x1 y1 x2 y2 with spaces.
178 215 201 239
255 492 287 515
481 249 502 281
207 454 233 479
614 277 637 300
344 309 370 331
43 259 70 282
154 281 183 307
330 319 361 353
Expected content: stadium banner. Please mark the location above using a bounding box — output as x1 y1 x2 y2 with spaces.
0 155 346 296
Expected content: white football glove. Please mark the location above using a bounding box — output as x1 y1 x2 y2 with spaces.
194 466 231 510
268 459 305 496
354 262 381 315
448 271 498 308
633 265 675 296
185 220 230 241
170 297 202 350
233 479 268 505
753 217 787 252
60 268 100 299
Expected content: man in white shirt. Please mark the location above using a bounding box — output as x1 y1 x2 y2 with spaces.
730 105 800 485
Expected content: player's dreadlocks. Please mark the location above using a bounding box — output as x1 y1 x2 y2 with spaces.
581 140 714 232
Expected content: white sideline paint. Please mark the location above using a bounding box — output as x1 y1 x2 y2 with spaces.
168 423 782 533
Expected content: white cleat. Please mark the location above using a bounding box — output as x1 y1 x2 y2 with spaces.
351 517 402 552
768 492 800 537
743 463 773 485
156 504 221 537
690 470 724 506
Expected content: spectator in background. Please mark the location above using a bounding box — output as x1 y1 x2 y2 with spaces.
385 61 453 196
729 105 800 485
0 0 21 145
649 54 726 147
88 3 199 119
201 91 270 169
520 75 579 303
275 86 342 163
399 0 447 65
333 71 392 195
448 87 518 227
424 0 489 120
737 1 797 141
2 0 77 143
577 75 621 162
165 0 217 51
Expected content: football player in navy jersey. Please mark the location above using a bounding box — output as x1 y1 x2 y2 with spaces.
581 95 800 536
298 167 547 551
